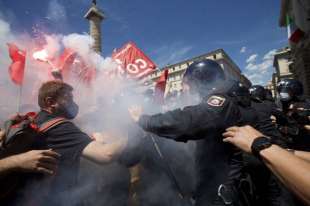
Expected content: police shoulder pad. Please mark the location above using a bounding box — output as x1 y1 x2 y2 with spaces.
207 95 226 107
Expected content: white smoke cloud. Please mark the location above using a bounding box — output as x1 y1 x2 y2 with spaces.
62 33 118 72
44 34 62 58
62 34 94 57
0 19 12 69
0 16 120 122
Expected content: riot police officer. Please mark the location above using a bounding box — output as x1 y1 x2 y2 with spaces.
249 85 266 102
276 79 310 151
129 59 284 206
247 85 288 206
248 85 284 144
249 85 278 117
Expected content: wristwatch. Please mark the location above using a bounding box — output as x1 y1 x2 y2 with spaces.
251 136 272 159
287 149 295 154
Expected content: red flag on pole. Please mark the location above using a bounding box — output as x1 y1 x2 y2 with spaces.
154 69 169 104
7 43 26 85
77 60 96 85
112 42 157 79
58 48 77 72
56 48 77 79
71 56 96 86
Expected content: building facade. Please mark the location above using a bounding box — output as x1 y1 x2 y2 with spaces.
290 40 310 95
145 49 251 95
273 47 293 80
279 0 310 95
271 47 294 97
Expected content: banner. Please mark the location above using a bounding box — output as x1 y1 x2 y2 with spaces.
112 42 157 79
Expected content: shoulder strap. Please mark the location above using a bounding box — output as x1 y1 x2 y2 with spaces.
38 117 69 133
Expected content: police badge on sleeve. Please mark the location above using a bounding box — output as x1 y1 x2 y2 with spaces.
207 95 226 107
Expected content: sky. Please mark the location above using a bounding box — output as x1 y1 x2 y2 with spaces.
0 0 288 85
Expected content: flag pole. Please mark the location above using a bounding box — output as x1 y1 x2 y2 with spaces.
17 49 27 114
286 15 291 39
17 85 23 113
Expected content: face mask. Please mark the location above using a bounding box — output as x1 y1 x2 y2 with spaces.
279 92 291 102
57 101 79 119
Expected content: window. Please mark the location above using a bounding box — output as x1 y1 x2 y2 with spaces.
213 54 217 60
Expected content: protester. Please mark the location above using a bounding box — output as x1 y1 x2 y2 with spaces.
222 125 310 205
77 94 144 206
2 80 130 206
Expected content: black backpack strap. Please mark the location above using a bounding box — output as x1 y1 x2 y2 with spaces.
38 117 69 133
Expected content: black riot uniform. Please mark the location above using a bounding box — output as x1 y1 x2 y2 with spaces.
276 79 310 151
247 85 288 206
249 85 284 144
135 60 283 206
139 85 242 206
249 85 278 116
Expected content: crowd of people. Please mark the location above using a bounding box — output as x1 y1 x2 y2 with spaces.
0 59 310 206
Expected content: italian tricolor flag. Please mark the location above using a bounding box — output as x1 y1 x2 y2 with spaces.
286 15 305 44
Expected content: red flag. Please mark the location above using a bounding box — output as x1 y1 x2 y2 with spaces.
78 64 96 85
57 48 77 78
58 48 76 71
112 42 156 79
7 43 26 85
72 57 96 86
154 69 169 104
289 28 305 44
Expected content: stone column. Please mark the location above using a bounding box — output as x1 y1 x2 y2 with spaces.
89 15 102 53
84 2 105 54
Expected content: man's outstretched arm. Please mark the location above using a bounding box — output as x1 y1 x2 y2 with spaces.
82 133 128 164
129 95 240 142
294 150 310 163
223 126 310 205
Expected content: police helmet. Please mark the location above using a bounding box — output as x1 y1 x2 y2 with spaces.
183 59 225 92
265 90 274 102
228 81 251 107
227 81 250 97
277 79 303 102
249 85 266 101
